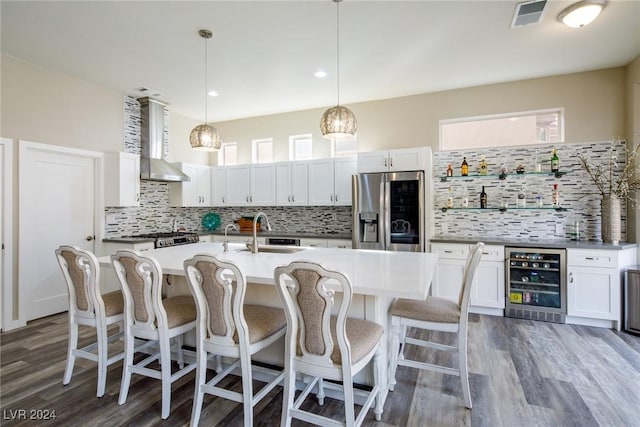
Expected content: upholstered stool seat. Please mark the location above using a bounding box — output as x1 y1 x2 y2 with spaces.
389 297 460 324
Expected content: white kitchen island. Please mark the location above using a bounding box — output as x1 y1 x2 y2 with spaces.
98 242 438 405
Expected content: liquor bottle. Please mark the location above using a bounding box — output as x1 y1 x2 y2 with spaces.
551 148 559 173
479 155 488 176
446 187 454 208
552 183 560 207
461 157 469 176
480 186 487 208
446 164 453 177
461 186 469 208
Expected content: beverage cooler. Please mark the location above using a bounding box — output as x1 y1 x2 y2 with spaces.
506 247 566 323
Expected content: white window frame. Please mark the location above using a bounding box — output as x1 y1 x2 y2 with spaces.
289 134 313 161
219 142 237 166
331 136 358 158
252 138 273 164
439 108 564 151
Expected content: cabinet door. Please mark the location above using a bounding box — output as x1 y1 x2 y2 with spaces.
290 161 309 205
334 157 356 206
104 152 140 207
308 159 335 206
567 266 619 320
251 163 276 205
197 165 211 206
327 239 352 249
225 165 251 206
357 150 388 173
389 147 426 172
276 162 293 205
211 166 227 206
472 261 505 309
432 258 466 302
300 238 328 248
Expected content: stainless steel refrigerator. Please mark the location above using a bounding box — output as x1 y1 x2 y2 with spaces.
352 171 425 252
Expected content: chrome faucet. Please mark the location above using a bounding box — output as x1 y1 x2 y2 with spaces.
251 212 272 254
223 224 238 252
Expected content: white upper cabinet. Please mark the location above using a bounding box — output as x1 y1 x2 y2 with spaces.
168 162 211 207
276 161 308 206
250 163 276 205
358 147 428 173
211 166 226 206
308 157 356 206
222 163 276 206
104 152 140 207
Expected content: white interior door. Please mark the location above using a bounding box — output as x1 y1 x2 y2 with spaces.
1 137 14 330
0 141 4 330
19 141 101 321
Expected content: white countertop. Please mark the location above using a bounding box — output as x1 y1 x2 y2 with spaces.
98 242 438 300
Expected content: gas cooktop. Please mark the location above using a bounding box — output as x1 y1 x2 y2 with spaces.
126 231 199 248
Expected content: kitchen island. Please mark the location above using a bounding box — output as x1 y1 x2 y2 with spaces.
98 242 438 403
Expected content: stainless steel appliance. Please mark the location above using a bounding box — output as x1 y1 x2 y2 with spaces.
506 247 566 323
127 231 199 248
352 171 424 252
266 237 301 246
625 266 640 335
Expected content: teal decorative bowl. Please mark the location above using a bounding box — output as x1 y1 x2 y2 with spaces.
201 212 221 231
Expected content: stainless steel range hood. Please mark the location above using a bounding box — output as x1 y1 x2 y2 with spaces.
138 97 190 182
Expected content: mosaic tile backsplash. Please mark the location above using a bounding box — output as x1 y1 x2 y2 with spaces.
432 140 627 242
105 96 352 237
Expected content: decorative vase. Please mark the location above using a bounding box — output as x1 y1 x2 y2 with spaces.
601 194 621 244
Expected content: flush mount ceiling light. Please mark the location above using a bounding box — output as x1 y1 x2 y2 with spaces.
558 0 607 28
190 29 221 151
320 0 357 140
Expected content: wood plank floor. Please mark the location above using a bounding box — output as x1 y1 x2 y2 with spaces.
1 313 639 426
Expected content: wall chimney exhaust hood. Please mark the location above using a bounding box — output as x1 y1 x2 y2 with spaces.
138 97 190 182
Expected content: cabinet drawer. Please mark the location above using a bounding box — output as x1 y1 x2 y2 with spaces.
479 245 504 262
431 243 469 260
568 250 617 268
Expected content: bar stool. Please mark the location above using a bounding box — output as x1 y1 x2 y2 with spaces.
388 242 484 408
55 245 124 397
274 260 384 427
184 254 286 427
111 249 197 420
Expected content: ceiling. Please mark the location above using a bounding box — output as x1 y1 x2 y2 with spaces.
2 1 639 123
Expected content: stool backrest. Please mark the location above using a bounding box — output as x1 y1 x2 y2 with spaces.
458 242 485 321
55 245 100 317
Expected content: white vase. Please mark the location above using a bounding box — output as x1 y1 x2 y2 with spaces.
601 194 621 244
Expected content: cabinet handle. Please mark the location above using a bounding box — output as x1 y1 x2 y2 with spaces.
136 194 140 202
390 157 393 167
292 195 295 202
330 194 334 202
569 272 574 283
288 195 291 202
444 250 453 253
250 196 253 203
335 194 338 202
222 196 225 203
585 257 595 260
384 158 387 168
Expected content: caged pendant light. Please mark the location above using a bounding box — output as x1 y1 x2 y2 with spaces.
190 29 221 151
320 0 357 140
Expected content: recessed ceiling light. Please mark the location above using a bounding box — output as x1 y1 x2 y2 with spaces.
314 70 327 78
208 90 219 97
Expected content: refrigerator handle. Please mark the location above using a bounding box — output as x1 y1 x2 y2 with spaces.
383 178 391 249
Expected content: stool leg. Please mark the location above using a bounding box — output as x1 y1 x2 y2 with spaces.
63 319 78 386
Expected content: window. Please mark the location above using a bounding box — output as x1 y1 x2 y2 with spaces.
289 134 313 161
440 108 564 151
219 142 237 166
252 138 273 163
332 136 358 158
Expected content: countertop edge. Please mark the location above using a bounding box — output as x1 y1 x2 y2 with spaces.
104 231 352 244
430 238 638 251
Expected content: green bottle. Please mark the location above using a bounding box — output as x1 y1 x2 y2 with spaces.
551 148 559 173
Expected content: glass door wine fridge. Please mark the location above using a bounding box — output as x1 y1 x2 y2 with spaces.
506 247 566 323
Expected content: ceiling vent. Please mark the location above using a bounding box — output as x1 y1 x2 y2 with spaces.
511 0 547 28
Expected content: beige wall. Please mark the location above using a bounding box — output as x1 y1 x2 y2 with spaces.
625 55 640 243
215 67 628 161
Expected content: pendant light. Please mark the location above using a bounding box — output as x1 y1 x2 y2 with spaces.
190 29 221 151
558 0 607 28
320 0 357 140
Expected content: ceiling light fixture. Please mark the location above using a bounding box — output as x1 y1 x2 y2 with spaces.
320 0 357 140
190 29 221 151
558 0 607 28
314 70 327 78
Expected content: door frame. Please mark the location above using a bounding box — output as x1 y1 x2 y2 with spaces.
1 138 16 330
18 140 104 327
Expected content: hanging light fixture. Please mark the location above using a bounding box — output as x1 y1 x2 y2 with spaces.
190 29 221 151
320 0 357 140
558 0 607 28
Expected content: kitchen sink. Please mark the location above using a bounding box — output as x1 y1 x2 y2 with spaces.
240 244 305 254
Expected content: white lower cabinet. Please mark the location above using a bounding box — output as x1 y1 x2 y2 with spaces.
327 239 352 249
567 247 636 329
300 238 328 248
430 243 505 314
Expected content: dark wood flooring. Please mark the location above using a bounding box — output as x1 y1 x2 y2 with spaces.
1 313 639 426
